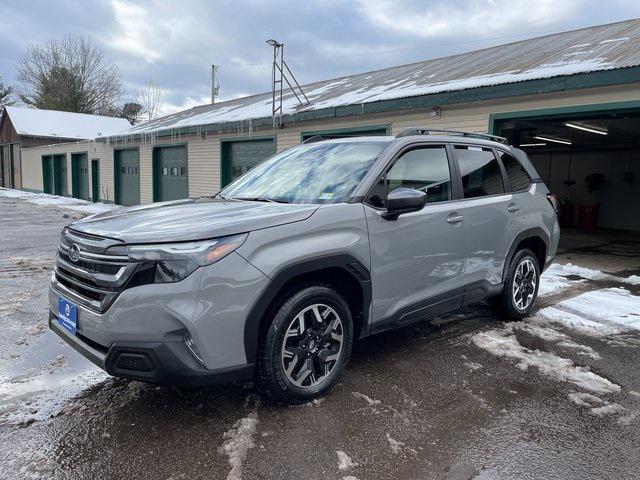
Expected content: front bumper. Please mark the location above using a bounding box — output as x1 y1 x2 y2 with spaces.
49 311 254 386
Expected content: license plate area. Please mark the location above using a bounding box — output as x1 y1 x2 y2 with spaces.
58 297 78 335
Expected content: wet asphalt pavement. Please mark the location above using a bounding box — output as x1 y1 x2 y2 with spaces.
1 195 640 480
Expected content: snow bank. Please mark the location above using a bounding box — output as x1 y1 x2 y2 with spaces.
0 188 119 215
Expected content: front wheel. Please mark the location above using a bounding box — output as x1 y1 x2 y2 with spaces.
490 249 540 320
256 285 353 404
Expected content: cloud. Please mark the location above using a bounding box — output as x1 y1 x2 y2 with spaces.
357 0 586 39
1 0 640 119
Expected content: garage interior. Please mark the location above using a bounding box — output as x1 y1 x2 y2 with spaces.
497 108 640 243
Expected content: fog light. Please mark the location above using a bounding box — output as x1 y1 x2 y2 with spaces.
184 332 205 366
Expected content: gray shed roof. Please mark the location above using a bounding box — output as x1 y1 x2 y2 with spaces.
121 18 640 138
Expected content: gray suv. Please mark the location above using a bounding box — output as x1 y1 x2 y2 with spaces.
49 129 560 403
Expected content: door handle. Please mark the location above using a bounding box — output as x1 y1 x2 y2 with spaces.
507 203 521 213
446 214 464 224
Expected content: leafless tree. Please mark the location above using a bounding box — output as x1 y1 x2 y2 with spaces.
0 75 14 107
16 35 122 114
137 80 162 122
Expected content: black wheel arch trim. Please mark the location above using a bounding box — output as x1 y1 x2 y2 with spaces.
243 254 372 364
503 227 550 281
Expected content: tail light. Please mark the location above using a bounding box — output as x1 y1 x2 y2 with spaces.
547 193 559 214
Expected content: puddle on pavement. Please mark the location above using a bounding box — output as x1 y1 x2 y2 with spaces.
0 329 108 426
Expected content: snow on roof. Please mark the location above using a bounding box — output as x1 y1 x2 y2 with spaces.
121 18 640 138
4 107 131 140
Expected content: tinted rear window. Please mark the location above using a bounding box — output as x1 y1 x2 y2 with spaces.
455 146 505 198
499 151 531 192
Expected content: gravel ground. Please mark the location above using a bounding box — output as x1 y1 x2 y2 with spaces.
1 194 640 480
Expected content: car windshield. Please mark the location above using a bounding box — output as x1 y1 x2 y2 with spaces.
221 140 390 204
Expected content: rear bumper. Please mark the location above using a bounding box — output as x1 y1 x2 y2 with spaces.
49 311 254 386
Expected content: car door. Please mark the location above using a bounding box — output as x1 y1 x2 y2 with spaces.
451 144 513 292
364 144 469 329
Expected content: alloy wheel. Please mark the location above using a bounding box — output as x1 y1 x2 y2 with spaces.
512 258 537 310
280 303 344 388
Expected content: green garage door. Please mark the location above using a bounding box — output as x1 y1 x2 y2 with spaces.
71 153 89 200
154 145 188 202
221 138 276 187
42 155 67 196
91 159 100 202
115 149 140 206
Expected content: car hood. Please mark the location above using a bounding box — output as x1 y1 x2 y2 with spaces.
69 198 319 244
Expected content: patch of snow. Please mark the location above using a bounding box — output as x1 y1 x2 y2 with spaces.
472 326 620 394
599 37 629 44
624 275 640 285
590 403 627 417
219 395 260 480
558 288 640 332
352 391 381 406
517 323 568 342
336 451 357 471
464 361 483 371
386 433 404 454
618 410 640 426
557 341 601 360
568 392 604 407
544 262 607 281
4 106 131 139
536 307 616 337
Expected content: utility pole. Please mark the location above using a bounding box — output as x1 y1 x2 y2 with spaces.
211 65 220 104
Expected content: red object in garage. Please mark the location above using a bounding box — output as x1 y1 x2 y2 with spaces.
559 201 575 228
578 204 599 229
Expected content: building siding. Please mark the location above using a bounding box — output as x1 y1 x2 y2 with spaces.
17 82 640 205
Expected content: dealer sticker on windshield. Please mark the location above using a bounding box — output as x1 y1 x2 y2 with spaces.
319 192 334 200
58 297 78 335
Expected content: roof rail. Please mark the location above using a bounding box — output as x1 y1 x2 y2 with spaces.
301 135 329 144
395 128 509 145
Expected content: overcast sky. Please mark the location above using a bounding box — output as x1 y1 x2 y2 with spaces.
1 0 639 117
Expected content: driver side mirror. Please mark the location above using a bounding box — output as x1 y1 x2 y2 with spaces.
381 188 427 220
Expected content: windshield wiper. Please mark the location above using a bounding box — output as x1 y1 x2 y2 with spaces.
232 196 289 204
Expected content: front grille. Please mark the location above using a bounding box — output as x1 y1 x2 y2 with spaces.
53 233 138 313
58 250 122 275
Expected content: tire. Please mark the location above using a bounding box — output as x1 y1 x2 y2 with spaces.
490 248 540 320
256 285 354 404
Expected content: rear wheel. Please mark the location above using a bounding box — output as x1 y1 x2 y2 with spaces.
256 285 353 404
490 249 540 320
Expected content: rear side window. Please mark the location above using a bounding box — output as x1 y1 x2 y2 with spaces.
455 146 505 198
368 146 451 207
498 151 531 192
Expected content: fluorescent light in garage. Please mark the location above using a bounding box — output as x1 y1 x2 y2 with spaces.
520 142 547 147
564 122 608 135
534 135 572 145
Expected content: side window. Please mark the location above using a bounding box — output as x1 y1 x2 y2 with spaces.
498 151 531 192
368 146 451 208
455 146 505 198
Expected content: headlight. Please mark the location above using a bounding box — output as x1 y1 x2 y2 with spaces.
111 234 247 285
